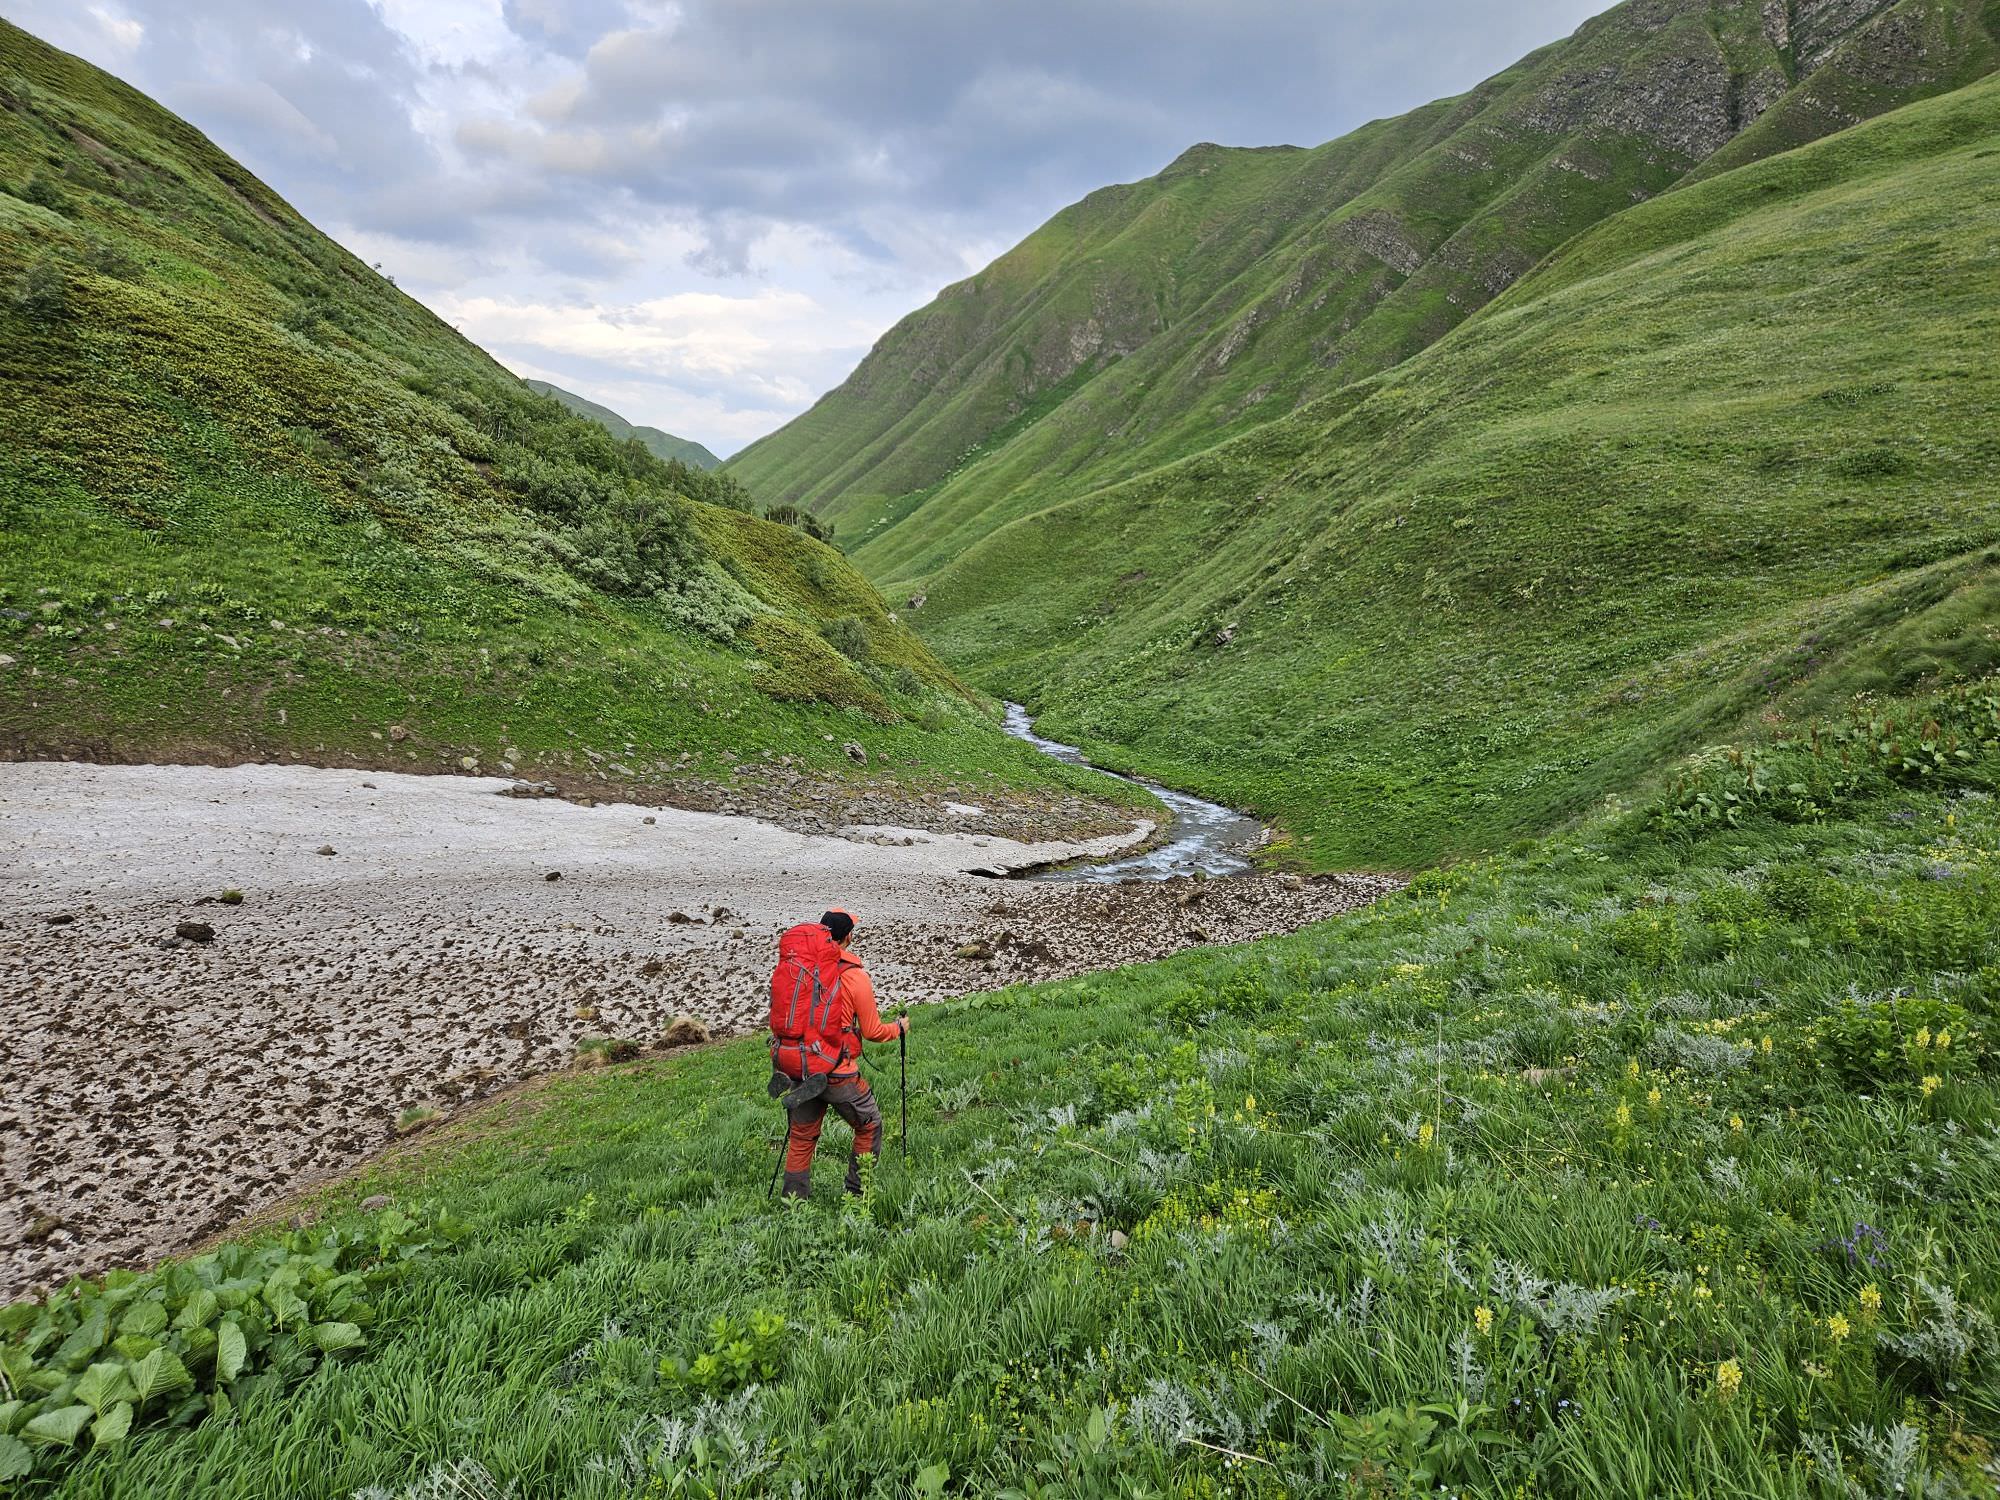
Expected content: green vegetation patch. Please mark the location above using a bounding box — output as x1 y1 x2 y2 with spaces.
17 683 1995 1496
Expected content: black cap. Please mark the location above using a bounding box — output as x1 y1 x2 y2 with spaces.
820 909 855 942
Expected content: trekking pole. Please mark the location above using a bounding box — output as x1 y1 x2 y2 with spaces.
899 1022 908 1158
769 1120 788 1199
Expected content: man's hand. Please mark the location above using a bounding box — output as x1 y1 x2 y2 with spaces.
898 1015 910 1037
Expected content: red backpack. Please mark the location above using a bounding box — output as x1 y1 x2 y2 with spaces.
767 922 850 1079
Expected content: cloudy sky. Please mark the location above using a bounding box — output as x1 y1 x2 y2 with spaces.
9 0 1606 456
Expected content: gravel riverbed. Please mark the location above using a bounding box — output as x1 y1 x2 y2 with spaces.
1 760 1397 1297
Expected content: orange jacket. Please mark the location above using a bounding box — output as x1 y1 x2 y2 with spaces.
831 947 902 1074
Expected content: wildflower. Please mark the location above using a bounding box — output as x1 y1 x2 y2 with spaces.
1921 1075 1941 1097
1759 1035 1772 1056
1614 1103 1633 1129
1915 1027 1932 1049
1729 1115 1743 1132
1646 1087 1662 1107
1417 1121 1436 1149
1859 1284 1882 1315
1244 1094 1256 1112
1715 1358 1742 1399
1935 1028 1950 1049
1626 1058 1640 1079
1474 1305 1494 1337
1827 1312 1850 1342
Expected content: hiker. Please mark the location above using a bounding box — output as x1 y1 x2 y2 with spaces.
768 908 907 1198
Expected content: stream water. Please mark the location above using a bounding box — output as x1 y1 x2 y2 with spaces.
1000 702 1265 882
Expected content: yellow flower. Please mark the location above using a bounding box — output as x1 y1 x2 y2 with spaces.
1915 1027 1932 1049
1614 1103 1633 1129
1827 1312 1850 1342
1647 1087 1662 1107
1417 1121 1436 1149
1759 1035 1773 1056
1935 1029 1950 1049
1859 1284 1882 1315
1626 1058 1640 1079
1716 1358 1742 1399
1693 1283 1713 1301
1474 1305 1494 1337
1921 1075 1941 1097
1729 1115 1744 1132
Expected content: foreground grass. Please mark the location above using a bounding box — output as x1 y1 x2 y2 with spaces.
17 695 1998 1497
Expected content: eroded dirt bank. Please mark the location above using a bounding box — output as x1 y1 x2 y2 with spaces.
1 761 1397 1297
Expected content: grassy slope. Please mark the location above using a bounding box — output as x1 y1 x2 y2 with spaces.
0 21 1113 805
20 683 1999 1497
522 380 722 470
729 0 1997 589
907 73 2000 870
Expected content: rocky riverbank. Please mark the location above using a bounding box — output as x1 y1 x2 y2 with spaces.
1 761 1398 1298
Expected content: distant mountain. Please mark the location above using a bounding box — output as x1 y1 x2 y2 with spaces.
524 379 721 469
731 0 1999 588
729 0 2000 868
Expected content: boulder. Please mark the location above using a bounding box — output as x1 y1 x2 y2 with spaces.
660 1014 712 1048
175 920 215 944
388 724 409 742
360 1194 393 1212
316 845 337 856
544 870 562 882
843 741 868 765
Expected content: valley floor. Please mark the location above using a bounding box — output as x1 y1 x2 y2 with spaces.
0 761 1393 1298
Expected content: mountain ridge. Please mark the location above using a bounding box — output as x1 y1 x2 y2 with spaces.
522 378 722 470
729 0 1998 591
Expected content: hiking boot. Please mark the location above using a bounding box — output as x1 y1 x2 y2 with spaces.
844 1154 869 1196
781 1170 812 1199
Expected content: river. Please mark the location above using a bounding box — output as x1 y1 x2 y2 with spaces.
999 703 1266 882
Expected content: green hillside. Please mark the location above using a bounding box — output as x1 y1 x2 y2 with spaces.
0 21 1123 810
522 379 723 470
906 71 2000 869
729 0 1998 591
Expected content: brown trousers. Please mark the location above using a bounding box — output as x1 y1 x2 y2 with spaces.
782 1074 881 1196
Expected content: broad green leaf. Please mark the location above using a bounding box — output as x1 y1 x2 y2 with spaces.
23 1404 91 1447
0 1302 37 1334
0 1433 31 1480
127 1348 193 1403
72 1362 133 1417
90 1402 133 1447
0 1401 20 1435
117 1301 168 1339
309 1322 363 1354
53 1309 109 1369
112 1334 162 1361
264 1285 308 1330
215 1320 248 1384
174 1290 219 1330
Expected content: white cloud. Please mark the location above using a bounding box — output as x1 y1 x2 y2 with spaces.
0 0 1613 454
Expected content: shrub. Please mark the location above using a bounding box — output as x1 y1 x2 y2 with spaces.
1807 995 1978 1089
1609 909 1683 969
820 615 871 662
659 1310 787 1396
764 503 833 544
11 257 69 323
0 1209 463 1484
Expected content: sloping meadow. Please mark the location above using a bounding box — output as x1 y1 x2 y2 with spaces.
9 679 1997 1496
